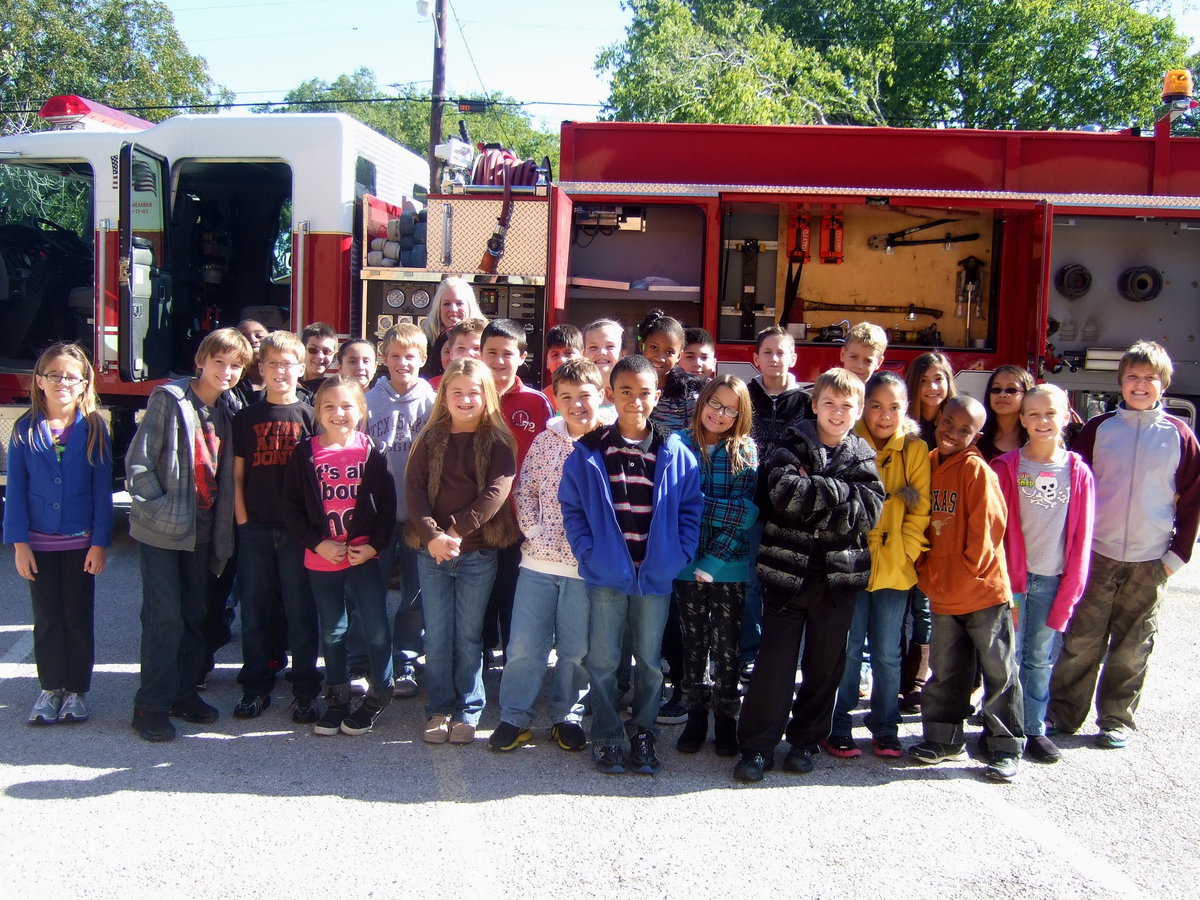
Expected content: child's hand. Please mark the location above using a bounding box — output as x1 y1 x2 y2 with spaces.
428 533 461 564
14 543 36 581
83 546 106 575
316 540 348 564
347 544 377 566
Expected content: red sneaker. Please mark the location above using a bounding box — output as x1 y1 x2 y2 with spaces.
872 735 904 758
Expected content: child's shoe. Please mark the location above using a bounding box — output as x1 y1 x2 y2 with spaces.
290 697 320 725
233 693 270 719
592 743 627 774
131 708 176 742
782 744 817 774
1096 725 1130 749
489 721 532 752
629 728 661 774
713 715 738 757
821 735 862 759
341 694 387 735
908 740 967 765
733 751 773 782
313 684 350 736
423 714 451 743
1024 734 1062 763
59 692 88 723
29 689 64 724
984 751 1019 782
448 721 476 744
168 693 219 724
656 692 687 725
872 735 903 758
551 721 587 751
393 667 419 698
676 710 708 753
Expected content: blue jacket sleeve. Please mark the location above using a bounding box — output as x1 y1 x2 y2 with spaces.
90 420 114 547
557 451 594 564
675 452 703 562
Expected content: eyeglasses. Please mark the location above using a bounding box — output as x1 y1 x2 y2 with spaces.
705 397 740 418
989 386 1025 395
38 373 86 386
261 361 303 371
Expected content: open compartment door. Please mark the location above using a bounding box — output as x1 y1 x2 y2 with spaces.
1028 200 1053 376
118 143 172 381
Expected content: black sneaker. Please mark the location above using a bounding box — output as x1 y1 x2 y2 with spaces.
656 695 688 725
1024 734 1062 763
782 744 816 774
984 751 1019 782
733 751 773 782
290 698 320 724
592 743 627 774
132 708 176 742
314 702 349 736
551 721 587 751
233 693 270 719
908 740 967 765
340 695 386 735
629 728 661 774
488 721 533 752
168 693 219 724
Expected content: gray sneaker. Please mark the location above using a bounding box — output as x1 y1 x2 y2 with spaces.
29 689 64 724
59 692 89 723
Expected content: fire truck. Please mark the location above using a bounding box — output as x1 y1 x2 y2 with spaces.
0 95 428 469
366 89 1200 422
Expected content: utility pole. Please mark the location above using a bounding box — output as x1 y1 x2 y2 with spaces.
428 0 447 192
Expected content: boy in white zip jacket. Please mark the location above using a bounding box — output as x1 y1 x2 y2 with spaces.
490 358 613 753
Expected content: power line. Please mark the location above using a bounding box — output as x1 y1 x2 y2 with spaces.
0 95 604 116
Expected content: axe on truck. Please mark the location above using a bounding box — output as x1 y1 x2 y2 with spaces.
802 299 943 319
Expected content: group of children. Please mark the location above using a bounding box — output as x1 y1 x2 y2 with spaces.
8 286 1197 786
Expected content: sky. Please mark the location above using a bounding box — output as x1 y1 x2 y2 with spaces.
160 0 631 128
161 0 1200 131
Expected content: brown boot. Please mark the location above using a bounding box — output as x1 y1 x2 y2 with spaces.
899 641 930 713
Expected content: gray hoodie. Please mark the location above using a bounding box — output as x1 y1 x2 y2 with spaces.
366 376 436 521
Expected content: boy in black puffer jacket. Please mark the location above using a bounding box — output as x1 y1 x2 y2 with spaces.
734 368 884 782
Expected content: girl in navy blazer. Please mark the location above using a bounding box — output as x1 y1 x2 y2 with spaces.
4 343 112 725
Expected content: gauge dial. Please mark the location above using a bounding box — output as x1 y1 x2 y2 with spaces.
411 289 431 309
385 288 405 308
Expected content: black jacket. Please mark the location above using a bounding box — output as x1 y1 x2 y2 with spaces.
748 375 813 516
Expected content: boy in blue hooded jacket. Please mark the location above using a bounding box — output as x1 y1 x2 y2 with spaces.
560 354 702 775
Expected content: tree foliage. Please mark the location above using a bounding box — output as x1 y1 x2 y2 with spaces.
600 0 1195 130
258 68 560 171
0 0 229 135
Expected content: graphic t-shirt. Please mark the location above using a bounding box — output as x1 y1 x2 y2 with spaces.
234 400 316 525
305 430 370 572
188 388 219 544
1015 449 1071 577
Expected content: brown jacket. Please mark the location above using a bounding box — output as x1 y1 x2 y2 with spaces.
917 445 1011 615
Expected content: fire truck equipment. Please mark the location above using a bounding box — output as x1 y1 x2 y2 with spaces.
1117 265 1164 302
1054 263 1093 299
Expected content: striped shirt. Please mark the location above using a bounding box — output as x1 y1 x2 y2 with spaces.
600 425 661 566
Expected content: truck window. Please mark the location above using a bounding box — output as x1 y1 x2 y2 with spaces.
0 162 95 365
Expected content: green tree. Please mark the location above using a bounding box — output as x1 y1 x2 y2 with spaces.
601 0 1193 130
258 68 560 172
0 0 228 134
598 0 889 124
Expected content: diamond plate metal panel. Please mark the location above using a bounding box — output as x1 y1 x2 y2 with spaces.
426 197 549 276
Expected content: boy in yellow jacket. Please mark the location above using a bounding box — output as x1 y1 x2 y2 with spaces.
910 395 1024 781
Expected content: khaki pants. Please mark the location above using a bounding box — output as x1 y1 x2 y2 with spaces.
1047 552 1169 733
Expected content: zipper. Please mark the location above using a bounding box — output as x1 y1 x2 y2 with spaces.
1122 410 1144 558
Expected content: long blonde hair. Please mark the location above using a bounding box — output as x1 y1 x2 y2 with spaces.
422 276 484 344
19 342 108 464
689 374 755 476
418 357 516 453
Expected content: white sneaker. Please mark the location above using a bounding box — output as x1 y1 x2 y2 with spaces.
59 692 89 722
28 689 64 724
423 714 451 744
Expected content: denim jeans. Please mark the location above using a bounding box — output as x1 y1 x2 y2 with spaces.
309 559 393 694
236 523 322 700
584 586 670 746
418 548 498 725
377 532 424 672
498 567 590 728
1013 573 1061 736
832 587 908 738
135 542 210 712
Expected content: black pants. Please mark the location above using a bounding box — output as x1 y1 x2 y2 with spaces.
675 579 745 718
483 542 522 653
737 582 856 753
30 547 95 693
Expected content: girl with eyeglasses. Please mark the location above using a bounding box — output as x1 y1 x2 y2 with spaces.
672 375 758 756
5 342 113 725
976 364 1035 461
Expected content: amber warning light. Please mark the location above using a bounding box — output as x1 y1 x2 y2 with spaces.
1162 69 1197 107
38 96 154 132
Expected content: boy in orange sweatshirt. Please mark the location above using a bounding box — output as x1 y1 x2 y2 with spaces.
909 395 1024 782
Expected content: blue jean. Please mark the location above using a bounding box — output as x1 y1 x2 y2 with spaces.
1014 573 1060 736
236 523 322 700
498 567 590 727
309 559 393 694
584 586 670 745
378 532 424 671
135 542 210 712
832 588 908 738
418 548 498 725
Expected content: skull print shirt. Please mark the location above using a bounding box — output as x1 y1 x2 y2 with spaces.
1015 449 1070 577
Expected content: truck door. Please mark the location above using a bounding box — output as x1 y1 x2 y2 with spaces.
118 143 172 381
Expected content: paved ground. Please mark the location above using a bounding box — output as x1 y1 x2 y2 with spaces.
1 512 1198 899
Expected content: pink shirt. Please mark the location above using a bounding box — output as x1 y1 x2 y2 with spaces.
305 431 370 572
